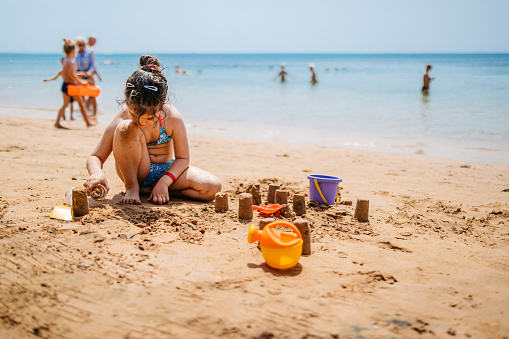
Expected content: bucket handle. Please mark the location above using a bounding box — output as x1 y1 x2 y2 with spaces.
313 178 329 205
267 220 302 238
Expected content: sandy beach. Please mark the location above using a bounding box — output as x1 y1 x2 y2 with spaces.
0 112 508 338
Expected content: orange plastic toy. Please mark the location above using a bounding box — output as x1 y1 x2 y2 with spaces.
248 220 303 269
67 84 101 97
253 204 284 217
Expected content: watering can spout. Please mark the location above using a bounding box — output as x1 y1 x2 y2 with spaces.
248 222 302 248
247 225 262 243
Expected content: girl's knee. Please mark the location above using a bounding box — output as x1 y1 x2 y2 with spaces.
114 120 142 143
201 176 222 201
112 121 146 162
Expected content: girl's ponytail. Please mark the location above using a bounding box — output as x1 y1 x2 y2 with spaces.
62 39 75 54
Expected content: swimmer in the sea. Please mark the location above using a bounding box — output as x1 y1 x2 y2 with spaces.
422 64 435 94
275 64 290 82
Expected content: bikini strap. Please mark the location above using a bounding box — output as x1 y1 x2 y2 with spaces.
158 114 163 126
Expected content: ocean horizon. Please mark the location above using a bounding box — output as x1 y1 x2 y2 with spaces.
1 53 508 164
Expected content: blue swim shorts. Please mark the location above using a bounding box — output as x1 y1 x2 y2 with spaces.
142 159 174 187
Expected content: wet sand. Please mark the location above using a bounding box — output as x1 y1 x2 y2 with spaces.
0 113 508 338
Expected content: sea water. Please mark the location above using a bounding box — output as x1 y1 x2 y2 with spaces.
1 53 508 163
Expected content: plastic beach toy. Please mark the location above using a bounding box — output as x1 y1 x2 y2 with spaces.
50 203 74 221
252 204 284 218
248 221 303 269
307 174 342 205
67 84 101 97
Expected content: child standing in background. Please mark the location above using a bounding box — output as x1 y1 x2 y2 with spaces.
56 39 96 129
43 58 74 120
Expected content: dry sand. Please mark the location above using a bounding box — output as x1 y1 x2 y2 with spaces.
0 113 508 338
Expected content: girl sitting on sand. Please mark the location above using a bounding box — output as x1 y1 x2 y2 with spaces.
84 55 221 205
56 39 95 128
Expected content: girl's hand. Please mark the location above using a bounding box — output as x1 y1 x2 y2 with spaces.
148 180 170 205
84 172 109 196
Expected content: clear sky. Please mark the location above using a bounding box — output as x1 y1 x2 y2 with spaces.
1 0 508 54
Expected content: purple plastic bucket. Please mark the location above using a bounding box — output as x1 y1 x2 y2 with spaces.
307 174 342 205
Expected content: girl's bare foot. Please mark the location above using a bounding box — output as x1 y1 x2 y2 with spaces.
86 121 98 127
120 188 141 205
54 123 69 129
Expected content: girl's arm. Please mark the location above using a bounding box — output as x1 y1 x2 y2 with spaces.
166 110 191 180
43 71 62 82
149 106 190 203
84 109 125 195
70 71 88 85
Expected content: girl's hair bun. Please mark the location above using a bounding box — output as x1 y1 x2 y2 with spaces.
120 54 169 123
62 39 75 54
139 55 161 70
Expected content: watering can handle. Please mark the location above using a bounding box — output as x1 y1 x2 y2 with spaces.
267 220 302 238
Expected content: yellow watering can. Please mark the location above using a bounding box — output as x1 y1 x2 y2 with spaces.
248 221 303 269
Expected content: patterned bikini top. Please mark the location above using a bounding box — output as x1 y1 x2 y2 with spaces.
147 114 172 146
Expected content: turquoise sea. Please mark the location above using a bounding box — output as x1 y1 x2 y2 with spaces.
1 53 508 163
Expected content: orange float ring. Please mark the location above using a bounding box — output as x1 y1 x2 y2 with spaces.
67 84 101 97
